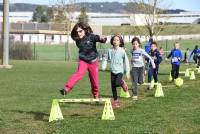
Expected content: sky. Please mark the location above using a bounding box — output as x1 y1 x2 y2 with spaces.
1 0 200 11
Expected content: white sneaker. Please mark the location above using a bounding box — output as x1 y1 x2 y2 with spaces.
132 95 138 101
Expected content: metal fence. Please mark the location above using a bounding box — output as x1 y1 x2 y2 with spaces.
0 38 199 61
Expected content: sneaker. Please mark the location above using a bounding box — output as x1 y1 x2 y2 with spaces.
145 87 150 92
94 96 99 99
112 100 120 108
132 95 138 101
59 88 69 96
121 80 128 92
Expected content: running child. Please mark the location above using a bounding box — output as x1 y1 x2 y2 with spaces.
60 22 107 98
189 45 200 67
130 37 155 101
167 42 182 81
108 35 130 108
147 41 162 90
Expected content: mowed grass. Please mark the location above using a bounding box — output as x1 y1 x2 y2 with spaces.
0 60 200 134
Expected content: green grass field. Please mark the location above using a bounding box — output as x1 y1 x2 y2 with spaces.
0 60 200 134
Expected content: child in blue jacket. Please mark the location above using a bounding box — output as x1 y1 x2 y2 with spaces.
189 45 200 67
147 41 162 89
167 42 182 81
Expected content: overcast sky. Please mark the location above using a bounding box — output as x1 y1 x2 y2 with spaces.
1 0 200 11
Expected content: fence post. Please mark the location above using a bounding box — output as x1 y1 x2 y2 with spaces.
33 43 36 60
65 42 66 61
165 39 168 58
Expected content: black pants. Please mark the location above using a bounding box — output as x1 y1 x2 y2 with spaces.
194 55 200 67
111 72 123 100
148 66 159 83
171 64 180 80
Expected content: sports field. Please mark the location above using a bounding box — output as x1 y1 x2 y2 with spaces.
0 60 200 133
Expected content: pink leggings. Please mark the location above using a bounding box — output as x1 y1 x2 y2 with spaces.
65 60 99 97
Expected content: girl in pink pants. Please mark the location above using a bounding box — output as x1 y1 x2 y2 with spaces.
60 22 107 98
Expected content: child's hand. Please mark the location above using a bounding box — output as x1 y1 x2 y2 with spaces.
100 35 107 42
152 63 156 69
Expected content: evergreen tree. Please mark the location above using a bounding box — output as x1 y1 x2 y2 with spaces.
77 6 89 24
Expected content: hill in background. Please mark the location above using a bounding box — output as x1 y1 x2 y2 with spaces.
0 2 186 14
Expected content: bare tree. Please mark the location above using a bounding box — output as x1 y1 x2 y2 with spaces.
128 0 170 39
53 0 77 61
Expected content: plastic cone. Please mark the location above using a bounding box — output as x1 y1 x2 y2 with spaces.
185 69 190 77
101 60 107 71
101 100 115 120
120 88 130 98
155 83 164 97
190 71 196 80
169 72 172 81
150 79 155 89
49 99 64 122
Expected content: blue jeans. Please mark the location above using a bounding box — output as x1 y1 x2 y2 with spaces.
148 66 159 83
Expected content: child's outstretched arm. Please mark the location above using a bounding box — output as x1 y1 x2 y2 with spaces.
123 51 130 80
94 35 107 43
167 51 172 59
142 50 156 68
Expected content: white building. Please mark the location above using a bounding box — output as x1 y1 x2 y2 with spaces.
0 11 200 44
0 12 33 23
1 11 200 25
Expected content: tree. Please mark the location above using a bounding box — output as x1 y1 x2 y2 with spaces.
46 7 54 22
77 6 89 24
128 0 170 39
53 0 77 61
54 6 69 23
32 5 46 22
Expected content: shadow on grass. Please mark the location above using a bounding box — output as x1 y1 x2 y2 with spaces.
10 110 49 122
158 73 170 76
78 93 112 98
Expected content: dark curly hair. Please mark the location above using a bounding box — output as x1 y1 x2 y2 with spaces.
110 35 124 47
71 22 93 41
131 37 141 45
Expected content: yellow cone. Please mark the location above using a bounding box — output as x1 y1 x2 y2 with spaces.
190 71 196 80
169 72 172 81
101 100 115 120
185 69 190 77
150 79 155 89
49 99 64 122
120 88 130 98
155 83 164 97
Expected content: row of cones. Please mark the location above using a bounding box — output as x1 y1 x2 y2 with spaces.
120 81 164 98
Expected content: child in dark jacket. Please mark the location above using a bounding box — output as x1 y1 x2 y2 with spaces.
147 41 162 89
167 42 182 81
60 22 107 98
189 45 200 67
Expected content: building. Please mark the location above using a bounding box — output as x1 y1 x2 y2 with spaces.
0 11 200 44
1 11 200 25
